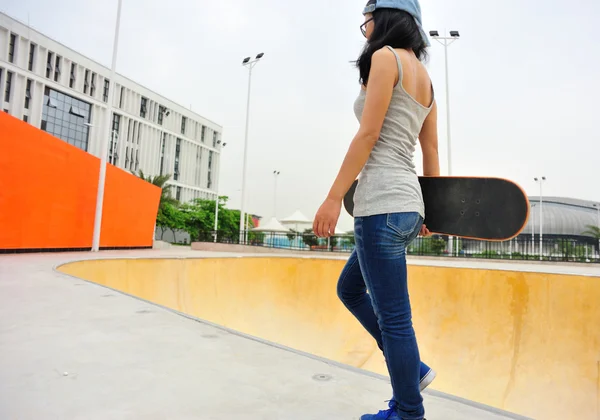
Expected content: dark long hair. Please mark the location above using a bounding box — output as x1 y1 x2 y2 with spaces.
356 7 428 85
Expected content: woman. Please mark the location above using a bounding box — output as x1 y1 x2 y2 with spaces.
312 0 439 419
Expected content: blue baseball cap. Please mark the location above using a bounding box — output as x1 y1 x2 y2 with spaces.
362 0 430 46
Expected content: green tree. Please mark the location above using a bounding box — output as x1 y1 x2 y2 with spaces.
157 201 185 240
179 197 249 243
133 170 181 241
132 170 178 207
582 225 600 239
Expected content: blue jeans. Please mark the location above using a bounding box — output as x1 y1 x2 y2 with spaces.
337 212 425 419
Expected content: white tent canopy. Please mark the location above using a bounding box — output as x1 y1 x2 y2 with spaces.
251 217 291 233
281 210 311 224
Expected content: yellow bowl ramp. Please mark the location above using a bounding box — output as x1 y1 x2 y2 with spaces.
58 256 600 420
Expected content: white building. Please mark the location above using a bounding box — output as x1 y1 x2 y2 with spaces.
0 12 223 203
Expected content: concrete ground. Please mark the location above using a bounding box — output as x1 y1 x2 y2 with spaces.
0 249 566 419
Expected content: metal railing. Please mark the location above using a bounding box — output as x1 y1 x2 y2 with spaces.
201 230 600 264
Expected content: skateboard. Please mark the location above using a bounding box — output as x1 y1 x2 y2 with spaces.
343 177 530 241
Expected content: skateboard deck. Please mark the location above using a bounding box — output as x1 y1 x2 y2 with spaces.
343 177 530 241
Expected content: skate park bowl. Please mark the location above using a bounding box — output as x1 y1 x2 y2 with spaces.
57 256 600 420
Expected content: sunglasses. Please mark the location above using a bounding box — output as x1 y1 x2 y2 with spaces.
360 17 374 37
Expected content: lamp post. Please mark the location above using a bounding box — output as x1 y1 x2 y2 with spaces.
594 203 600 258
213 142 227 243
534 177 546 260
91 0 123 252
530 203 536 257
273 170 280 218
239 52 265 244
429 30 460 176
430 30 460 255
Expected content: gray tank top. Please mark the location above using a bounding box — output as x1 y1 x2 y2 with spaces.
352 45 434 219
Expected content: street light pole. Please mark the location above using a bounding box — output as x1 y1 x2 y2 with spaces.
429 30 460 176
534 177 546 260
214 143 227 243
91 0 123 252
239 52 264 244
594 204 600 258
273 170 280 218
530 203 536 257
430 30 460 256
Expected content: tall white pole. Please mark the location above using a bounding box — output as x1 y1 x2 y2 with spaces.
538 178 545 260
213 189 220 243
443 40 452 177
531 204 535 256
239 66 253 244
431 33 459 256
238 54 264 244
91 0 122 252
214 145 226 242
595 204 599 258
273 170 280 218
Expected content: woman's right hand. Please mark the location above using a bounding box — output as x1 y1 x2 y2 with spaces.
420 224 432 237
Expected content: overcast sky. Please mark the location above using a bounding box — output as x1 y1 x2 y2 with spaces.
3 0 599 231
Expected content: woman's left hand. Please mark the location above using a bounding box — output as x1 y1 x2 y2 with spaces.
313 197 342 238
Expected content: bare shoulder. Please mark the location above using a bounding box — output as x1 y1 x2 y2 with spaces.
372 46 398 66
370 47 399 83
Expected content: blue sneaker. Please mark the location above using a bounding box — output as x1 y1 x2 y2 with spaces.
419 367 436 391
360 400 401 420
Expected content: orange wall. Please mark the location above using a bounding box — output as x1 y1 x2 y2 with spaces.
0 113 161 250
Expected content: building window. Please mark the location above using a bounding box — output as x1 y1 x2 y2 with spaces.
24 79 32 109
207 151 213 189
125 146 130 168
213 131 218 147
176 187 181 202
140 96 147 118
69 63 76 88
135 149 139 171
28 43 36 71
174 138 181 181
159 133 166 175
103 79 110 102
23 115 28 122
46 52 53 78
158 105 166 125
54 56 61 82
41 86 92 151
90 73 96 96
110 113 121 165
181 116 186 134
4 71 13 102
119 86 124 108
8 33 16 63
201 126 206 142
83 69 89 94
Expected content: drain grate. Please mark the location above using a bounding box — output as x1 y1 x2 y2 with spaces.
136 309 153 314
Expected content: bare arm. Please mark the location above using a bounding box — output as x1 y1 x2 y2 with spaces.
313 48 397 237
325 48 397 201
419 100 440 177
